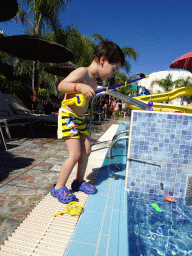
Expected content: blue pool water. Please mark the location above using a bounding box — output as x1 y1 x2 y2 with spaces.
128 195 192 255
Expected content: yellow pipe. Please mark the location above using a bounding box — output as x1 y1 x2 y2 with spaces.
127 86 192 113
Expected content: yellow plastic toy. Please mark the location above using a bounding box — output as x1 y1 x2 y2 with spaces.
128 86 192 113
60 74 148 108
61 94 86 107
51 201 82 217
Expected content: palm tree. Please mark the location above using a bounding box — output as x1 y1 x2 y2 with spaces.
13 57 56 93
60 26 95 67
14 0 71 107
151 74 175 93
151 74 176 103
15 0 70 37
174 76 192 105
92 33 138 74
113 71 131 95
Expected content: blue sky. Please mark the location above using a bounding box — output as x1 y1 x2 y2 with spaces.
1 0 192 77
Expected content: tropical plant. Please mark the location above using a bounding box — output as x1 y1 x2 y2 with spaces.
13 0 71 106
174 76 192 88
15 0 71 37
115 71 132 96
13 57 56 93
174 76 192 105
57 26 95 67
151 74 175 92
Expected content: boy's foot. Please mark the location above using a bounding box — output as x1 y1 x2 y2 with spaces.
51 184 77 204
71 180 97 194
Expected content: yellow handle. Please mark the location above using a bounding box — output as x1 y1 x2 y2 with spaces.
61 94 86 107
61 98 76 107
51 209 67 217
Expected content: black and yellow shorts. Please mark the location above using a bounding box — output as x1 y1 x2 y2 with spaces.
57 108 89 139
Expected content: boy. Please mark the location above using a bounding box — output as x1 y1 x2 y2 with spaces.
51 41 125 203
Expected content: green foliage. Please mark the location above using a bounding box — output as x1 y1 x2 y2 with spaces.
15 0 71 35
108 108 113 115
38 88 47 93
0 80 32 101
119 85 130 95
0 74 6 82
174 76 192 88
114 110 122 118
151 74 175 92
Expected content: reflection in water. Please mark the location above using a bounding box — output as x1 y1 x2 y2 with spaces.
128 196 192 255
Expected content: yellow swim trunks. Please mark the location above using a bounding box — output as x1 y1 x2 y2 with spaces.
57 108 89 139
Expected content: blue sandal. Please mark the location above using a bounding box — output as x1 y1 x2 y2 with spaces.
51 184 77 204
71 180 97 194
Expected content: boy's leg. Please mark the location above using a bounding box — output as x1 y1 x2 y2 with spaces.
55 138 81 190
76 134 91 183
71 134 97 194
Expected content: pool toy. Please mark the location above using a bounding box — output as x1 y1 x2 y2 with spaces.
164 196 177 203
62 94 86 107
61 74 148 107
51 201 82 217
150 203 162 212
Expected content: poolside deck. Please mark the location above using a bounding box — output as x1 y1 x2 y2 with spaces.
0 117 130 255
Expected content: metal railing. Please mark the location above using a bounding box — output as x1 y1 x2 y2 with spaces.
107 135 129 159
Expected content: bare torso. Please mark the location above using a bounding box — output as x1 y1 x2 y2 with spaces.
61 68 98 116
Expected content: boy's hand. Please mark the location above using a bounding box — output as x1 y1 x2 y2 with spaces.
78 84 96 98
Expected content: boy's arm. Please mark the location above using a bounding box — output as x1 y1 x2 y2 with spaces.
58 67 95 98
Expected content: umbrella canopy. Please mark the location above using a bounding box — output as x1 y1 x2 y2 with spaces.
170 52 192 73
0 35 74 63
44 62 78 77
0 0 18 22
0 35 74 109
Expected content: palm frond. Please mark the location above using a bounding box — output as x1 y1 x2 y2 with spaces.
91 34 105 43
121 46 138 61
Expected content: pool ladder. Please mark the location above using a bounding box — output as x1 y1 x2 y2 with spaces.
107 130 129 159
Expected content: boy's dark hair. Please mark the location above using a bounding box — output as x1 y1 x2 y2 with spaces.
92 41 125 67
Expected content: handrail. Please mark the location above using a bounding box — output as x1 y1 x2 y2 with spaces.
112 130 129 141
107 136 129 159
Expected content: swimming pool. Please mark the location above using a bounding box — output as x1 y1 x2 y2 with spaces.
126 110 192 256
128 195 192 255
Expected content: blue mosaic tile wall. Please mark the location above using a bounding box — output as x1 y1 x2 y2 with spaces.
126 110 192 200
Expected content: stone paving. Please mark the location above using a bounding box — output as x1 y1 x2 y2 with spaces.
0 116 130 246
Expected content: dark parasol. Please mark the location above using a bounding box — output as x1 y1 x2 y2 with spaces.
0 35 74 108
0 35 73 62
44 62 78 77
0 0 18 22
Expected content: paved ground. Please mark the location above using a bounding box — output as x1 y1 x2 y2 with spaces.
0 116 130 246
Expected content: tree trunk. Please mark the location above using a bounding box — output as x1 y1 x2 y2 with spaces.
54 75 59 96
32 60 39 110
